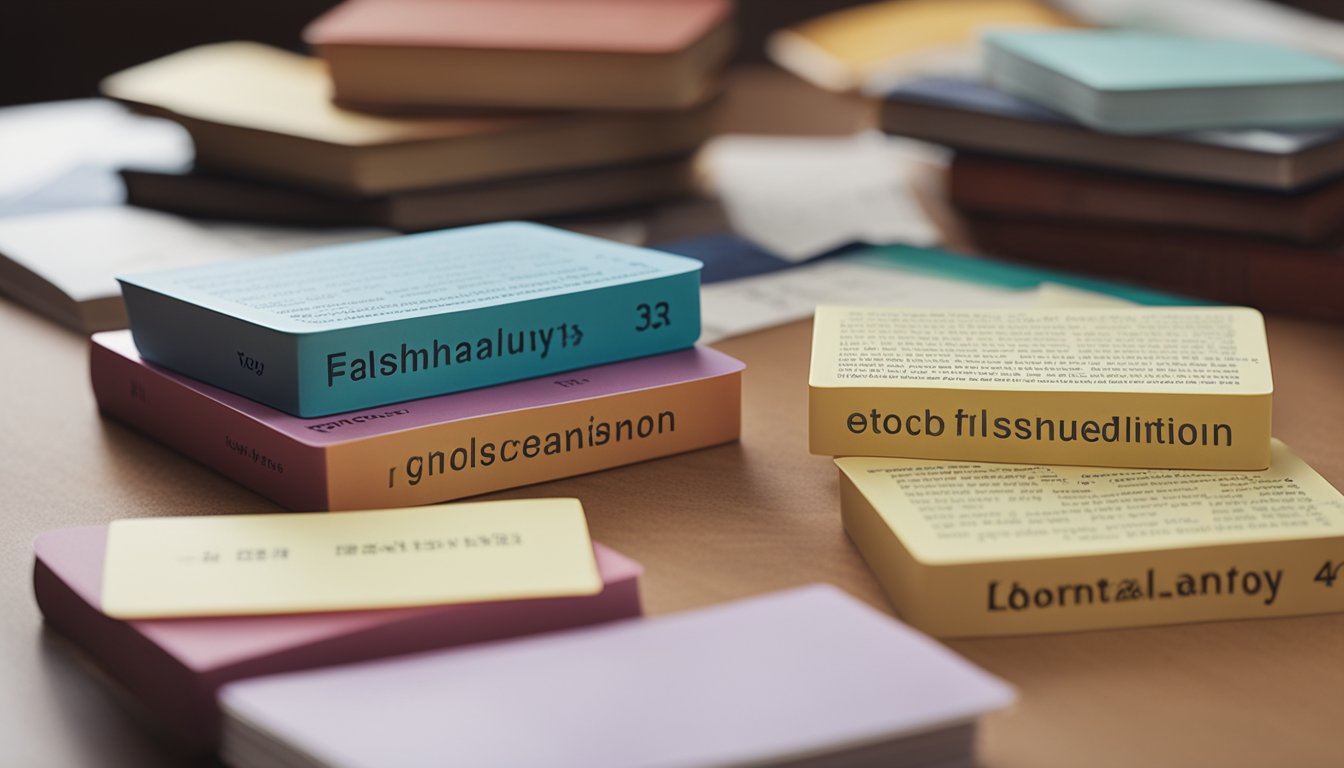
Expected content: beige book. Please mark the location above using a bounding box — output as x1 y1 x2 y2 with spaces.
838 440 1344 637
809 305 1273 470
100 43 712 195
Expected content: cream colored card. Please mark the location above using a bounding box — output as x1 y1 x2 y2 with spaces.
101 498 602 619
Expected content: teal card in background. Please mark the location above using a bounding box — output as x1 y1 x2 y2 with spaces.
985 30 1344 134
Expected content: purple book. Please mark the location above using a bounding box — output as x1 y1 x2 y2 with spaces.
33 525 643 753
220 585 1015 767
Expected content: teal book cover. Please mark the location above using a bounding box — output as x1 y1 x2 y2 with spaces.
119 222 702 417
985 30 1344 134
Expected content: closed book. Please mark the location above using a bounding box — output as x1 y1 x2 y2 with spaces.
91 331 742 511
766 0 1072 93
218 585 1014 768
118 222 702 417
985 30 1344 134
33 524 643 753
808 305 1272 470
949 152 1344 243
305 0 733 112
120 156 695 233
100 43 712 195
962 213 1344 323
838 440 1344 637
880 76 1344 189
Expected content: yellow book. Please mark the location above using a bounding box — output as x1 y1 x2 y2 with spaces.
809 305 1272 470
766 0 1076 93
838 440 1344 637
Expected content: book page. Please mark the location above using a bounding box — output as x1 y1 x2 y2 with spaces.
0 207 387 303
700 257 1032 344
811 305 1272 394
838 440 1344 562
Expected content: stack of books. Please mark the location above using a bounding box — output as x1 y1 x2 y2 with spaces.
92 221 744 510
34 502 646 752
879 29 1344 322
99 0 734 232
810 304 1344 637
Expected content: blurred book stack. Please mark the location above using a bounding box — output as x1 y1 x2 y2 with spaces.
878 29 1344 323
100 0 735 233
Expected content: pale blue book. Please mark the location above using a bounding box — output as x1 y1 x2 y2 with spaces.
118 222 702 417
985 30 1344 135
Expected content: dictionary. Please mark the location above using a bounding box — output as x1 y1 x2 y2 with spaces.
837 440 1344 637
984 30 1344 134
91 331 741 510
218 586 1013 768
809 306 1272 470
100 43 712 195
304 0 733 112
118 222 703 417
33 524 643 752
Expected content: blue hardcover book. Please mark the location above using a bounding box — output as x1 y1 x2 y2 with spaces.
118 222 702 417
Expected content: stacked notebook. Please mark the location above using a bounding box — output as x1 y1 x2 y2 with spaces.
879 30 1344 322
34 517 644 752
93 221 744 508
101 0 735 232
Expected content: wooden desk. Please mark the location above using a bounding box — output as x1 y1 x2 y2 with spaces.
3 66 1343 768
3 296 1342 768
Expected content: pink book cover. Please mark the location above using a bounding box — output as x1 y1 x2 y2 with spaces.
89 330 743 511
33 525 642 754
305 0 731 54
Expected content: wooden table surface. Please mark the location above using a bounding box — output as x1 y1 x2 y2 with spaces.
3 66 1344 768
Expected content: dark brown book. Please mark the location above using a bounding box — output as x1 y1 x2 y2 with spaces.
963 213 1344 323
951 153 1344 243
120 156 695 232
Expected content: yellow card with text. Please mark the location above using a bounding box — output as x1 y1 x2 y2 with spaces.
100 498 602 619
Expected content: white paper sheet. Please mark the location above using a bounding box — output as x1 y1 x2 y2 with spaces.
0 206 390 304
700 132 943 262
699 259 1134 344
0 99 191 206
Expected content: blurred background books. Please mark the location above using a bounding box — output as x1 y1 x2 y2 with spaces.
6 0 1344 337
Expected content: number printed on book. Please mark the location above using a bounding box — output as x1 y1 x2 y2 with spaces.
1314 560 1344 588
635 302 670 332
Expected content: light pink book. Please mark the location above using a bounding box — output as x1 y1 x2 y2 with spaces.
221 585 1015 767
33 525 642 754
